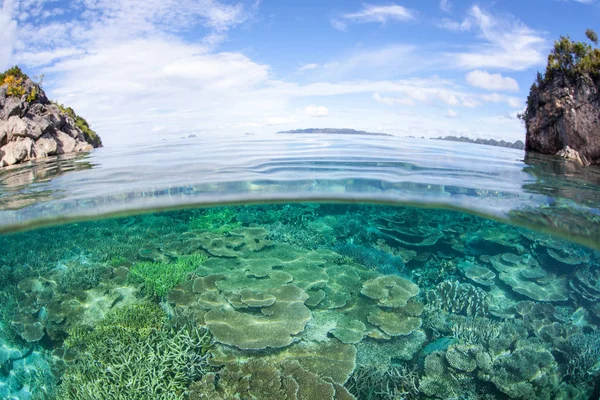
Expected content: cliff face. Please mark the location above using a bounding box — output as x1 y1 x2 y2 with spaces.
0 77 102 168
524 73 600 165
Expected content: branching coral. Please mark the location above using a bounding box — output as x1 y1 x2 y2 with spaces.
333 244 405 276
130 253 208 297
426 280 489 317
562 331 600 384
58 303 213 400
345 365 419 400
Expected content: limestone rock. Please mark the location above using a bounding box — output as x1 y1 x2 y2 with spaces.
524 73 600 165
0 74 101 167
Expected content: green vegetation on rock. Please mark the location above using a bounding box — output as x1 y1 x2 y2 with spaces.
53 102 102 147
520 29 600 122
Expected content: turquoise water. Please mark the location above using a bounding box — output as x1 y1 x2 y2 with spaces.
0 134 599 399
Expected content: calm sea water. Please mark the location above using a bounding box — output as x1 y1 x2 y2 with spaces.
0 134 599 399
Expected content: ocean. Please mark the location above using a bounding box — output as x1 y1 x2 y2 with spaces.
0 134 599 400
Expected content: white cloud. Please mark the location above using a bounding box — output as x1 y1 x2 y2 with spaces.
15 47 81 67
440 0 452 13
438 18 471 32
446 109 458 118
341 3 414 24
330 19 347 31
311 45 418 80
449 6 547 70
298 63 320 73
508 98 522 108
0 1 17 71
466 70 519 91
301 105 329 117
373 92 414 106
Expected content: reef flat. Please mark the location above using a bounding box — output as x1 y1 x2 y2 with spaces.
0 203 598 399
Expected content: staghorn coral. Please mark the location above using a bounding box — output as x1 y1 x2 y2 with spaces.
58 303 213 400
345 365 419 400
332 244 405 276
561 331 600 384
130 252 208 297
426 280 489 317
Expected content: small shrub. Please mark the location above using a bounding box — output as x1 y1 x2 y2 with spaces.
26 86 38 102
4 75 25 97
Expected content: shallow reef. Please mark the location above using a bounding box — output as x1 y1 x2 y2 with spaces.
0 203 598 399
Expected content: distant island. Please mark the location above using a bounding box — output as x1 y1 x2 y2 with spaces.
278 128 393 137
433 136 525 150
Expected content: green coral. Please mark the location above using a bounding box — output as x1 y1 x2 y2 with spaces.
59 303 213 400
190 207 242 233
130 253 208 297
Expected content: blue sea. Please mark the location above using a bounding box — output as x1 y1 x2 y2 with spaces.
0 133 599 399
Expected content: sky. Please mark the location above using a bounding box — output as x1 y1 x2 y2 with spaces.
0 0 599 146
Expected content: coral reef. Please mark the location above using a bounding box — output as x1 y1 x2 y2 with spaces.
0 203 599 399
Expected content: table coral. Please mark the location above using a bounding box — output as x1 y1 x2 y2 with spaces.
360 276 419 308
204 284 311 350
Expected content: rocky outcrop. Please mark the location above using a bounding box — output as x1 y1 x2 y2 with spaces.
524 73 600 165
0 76 101 168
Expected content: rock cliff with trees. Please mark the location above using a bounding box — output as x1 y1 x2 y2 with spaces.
520 29 600 165
0 66 102 168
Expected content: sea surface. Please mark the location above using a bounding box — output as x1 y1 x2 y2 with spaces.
0 134 599 400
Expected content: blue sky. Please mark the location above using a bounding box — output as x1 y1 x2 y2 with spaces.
0 0 598 145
